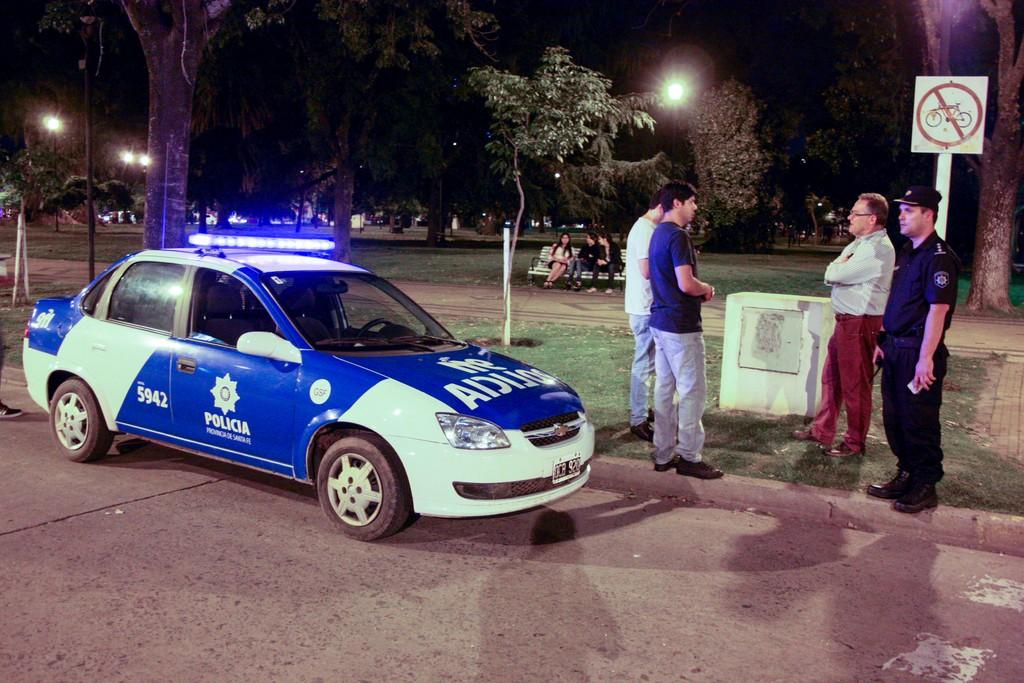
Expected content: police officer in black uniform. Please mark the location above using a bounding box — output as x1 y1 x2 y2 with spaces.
867 186 959 513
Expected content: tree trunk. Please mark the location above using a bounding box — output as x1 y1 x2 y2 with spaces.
966 146 1016 311
963 0 1022 312
197 199 207 234
426 177 442 247
122 0 229 249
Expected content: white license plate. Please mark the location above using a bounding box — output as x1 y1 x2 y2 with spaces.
552 456 582 484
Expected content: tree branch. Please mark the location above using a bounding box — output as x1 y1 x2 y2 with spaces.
120 0 170 41
915 0 941 73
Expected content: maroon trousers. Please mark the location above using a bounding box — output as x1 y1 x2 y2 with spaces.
810 315 883 451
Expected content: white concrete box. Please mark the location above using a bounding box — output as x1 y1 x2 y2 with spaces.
719 292 834 417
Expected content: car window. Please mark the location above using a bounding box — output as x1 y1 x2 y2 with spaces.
189 269 277 347
107 261 186 332
81 269 116 316
262 272 458 352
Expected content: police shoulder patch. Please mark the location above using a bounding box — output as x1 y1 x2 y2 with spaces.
934 271 950 288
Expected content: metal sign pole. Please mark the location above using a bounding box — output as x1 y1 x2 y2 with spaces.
934 152 952 240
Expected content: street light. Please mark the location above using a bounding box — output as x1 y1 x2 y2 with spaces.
666 81 687 104
43 114 63 133
120 150 135 164
138 154 150 167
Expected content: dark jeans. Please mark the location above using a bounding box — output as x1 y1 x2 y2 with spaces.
880 339 948 484
590 262 620 289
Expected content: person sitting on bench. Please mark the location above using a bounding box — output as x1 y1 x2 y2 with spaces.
588 231 623 293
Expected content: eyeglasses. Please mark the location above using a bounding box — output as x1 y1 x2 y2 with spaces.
848 212 874 218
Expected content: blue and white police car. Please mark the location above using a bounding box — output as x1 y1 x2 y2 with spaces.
23 242 594 540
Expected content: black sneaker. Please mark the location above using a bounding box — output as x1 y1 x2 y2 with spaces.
653 455 679 472
630 421 654 442
0 405 23 419
676 459 724 479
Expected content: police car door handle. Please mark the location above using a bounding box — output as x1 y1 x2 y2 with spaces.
177 357 197 374
91 342 106 351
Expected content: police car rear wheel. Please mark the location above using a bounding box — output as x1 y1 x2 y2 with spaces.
50 379 113 463
316 436 411 541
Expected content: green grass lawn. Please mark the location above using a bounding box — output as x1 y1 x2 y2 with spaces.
446 318 1024 517
3 221 1022 311
3 279 1020 514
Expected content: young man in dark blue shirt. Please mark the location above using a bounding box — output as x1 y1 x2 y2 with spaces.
648 182 722 479
867 186 959 513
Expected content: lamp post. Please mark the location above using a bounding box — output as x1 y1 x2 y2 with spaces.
118 151 149 223
663 78 689 164
80 12 98 281
42 115 63 232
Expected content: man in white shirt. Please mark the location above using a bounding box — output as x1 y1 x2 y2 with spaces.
624 192 664 441
793 192 895 456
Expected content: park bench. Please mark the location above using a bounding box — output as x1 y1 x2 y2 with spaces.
527 245 626 288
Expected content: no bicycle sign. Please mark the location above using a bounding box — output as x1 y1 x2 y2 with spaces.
911 76 988 155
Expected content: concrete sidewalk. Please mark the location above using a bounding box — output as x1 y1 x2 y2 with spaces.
23 256 1024 360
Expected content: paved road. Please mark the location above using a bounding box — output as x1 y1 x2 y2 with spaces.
1 380 1022 682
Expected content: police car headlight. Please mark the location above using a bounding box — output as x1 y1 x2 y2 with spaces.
436 413 510 450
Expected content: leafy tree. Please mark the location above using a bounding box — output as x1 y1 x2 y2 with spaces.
98 179 135 217
916 0 1024 312
246 0 495 262
689 80 771 251
555 91 670 235
469 47 654 343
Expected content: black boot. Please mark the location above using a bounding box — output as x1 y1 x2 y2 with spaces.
866 470 911 500
894 483 938 514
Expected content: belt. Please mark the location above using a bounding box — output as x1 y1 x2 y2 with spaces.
886 335 922 349
835 313 882 321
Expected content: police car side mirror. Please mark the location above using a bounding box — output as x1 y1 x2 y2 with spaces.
237 331 302 364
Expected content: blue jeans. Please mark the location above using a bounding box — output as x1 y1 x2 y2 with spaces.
651 328 707 465
566 259 587 284
628 314 655 426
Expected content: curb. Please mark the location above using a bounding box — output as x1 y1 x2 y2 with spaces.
589 455 1024 558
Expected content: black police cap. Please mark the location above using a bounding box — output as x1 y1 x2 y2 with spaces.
894 186 942 213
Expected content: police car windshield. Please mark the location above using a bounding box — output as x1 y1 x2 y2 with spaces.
262 272 461 352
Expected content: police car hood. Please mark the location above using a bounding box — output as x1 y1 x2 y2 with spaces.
337 345 583 429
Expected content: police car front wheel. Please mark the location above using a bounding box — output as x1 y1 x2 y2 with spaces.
316 436 412 541
49 378 114 463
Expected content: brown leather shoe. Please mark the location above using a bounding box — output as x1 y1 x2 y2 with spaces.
792 429 824 444
675 460 724 479
823 443 863 458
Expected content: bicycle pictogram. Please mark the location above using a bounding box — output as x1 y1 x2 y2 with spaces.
924 102 972 130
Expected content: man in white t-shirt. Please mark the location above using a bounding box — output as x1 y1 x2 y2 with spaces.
624 191 664 441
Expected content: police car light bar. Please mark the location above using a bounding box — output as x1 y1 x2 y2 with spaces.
188 234 335 251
